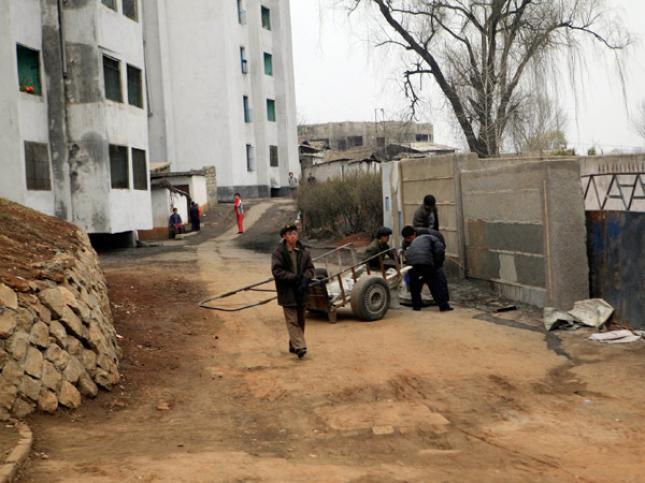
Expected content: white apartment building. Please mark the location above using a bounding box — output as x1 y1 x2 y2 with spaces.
0 0 152 238
143 0 300 199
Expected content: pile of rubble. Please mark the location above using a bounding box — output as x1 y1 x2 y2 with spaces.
0 200 120 420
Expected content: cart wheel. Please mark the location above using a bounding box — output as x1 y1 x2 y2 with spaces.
350 275 390 321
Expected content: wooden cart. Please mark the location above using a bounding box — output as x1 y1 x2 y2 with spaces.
199 243 409 323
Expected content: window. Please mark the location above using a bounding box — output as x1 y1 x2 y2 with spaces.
101 0 117 10
376 137 385 147
103 56 122 102
348 135 363 147
16 45 42 96
237 0 246 24
263 52 273 76
131 148 147 190
24 142 51 191
127 65 143 108
269 145 279 167
109 145 129 189
243 95 252 122
337 139 347 151
246 144 255 172
266 99 276 122
240 47 248 74
123 0 137 20
415 133 429 142
261 6 271 30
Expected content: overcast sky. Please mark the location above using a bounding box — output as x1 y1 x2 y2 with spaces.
290 0 645 153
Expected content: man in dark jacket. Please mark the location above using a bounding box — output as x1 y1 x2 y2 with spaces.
189 202 201 232
363 226 396 270
413 194 439 231
401 225 452 312
271 224 315 359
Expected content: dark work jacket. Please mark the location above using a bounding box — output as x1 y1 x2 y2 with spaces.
363 239 394 268
405 234 446 269
402 228 445 251
271 241 315 307
413 205 439 231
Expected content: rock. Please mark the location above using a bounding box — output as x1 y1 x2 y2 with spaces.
372 425 396 436
6 331 29 361
19 376 42 401
15 307 35 331
156 401 171 411
95 368 119 389
38 391 58 413
12 397 35 418
57 381 81 409
59 307 86 339
32 302 52 324
88 321 108 352
66 336 82 355
63 356 85 384
0 379 18 409
2 359 25 385
41 360 62 391
29 322 50 348
82 291 99 309
0 310 17 338
24 346 44 378
0 347 8 366
0 283 18 310
38 287 68 318
80 349 97 375
45 344 70 370
49 320 68 348
97 353 118 373
78 372 98 398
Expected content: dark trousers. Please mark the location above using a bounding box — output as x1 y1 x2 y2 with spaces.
409 265 450 310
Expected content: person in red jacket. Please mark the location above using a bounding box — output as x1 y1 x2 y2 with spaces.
233 192 244 234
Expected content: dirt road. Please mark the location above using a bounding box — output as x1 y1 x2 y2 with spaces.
20 200 645 482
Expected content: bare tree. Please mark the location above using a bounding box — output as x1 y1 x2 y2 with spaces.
347 0 629 157
510 93 568 154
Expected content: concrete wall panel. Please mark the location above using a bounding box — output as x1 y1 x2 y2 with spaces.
462 190 543 223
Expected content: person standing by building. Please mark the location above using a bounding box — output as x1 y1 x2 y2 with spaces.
401 225 452 312
168 207 183 239
189 202 201 232
271 224 315 359
233 193 244 234
413 194 440 231
288 172 298 197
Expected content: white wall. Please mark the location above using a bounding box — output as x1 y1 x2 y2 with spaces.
150 188 189 229
0 0 56 216
157 175 209 207
144 0 299 197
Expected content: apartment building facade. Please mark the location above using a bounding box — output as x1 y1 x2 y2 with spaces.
299 121 435 151
143 0 300 199
0 0 152 235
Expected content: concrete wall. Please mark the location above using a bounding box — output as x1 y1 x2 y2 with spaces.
143 0 299 200
385 155 590 308
462 160 589 308
159 175 209 208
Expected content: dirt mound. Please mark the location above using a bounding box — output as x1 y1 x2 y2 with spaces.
0 199 83 289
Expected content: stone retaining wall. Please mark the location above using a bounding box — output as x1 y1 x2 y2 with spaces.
0 231 119 420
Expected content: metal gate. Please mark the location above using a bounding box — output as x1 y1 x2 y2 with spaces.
583 171 645 328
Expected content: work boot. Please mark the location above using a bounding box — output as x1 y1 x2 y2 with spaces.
296 348 307 359
440 305 454 312
289 344 296 354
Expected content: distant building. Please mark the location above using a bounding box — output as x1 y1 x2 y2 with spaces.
298 121 435 151
0 0 152 239
143 0 300 200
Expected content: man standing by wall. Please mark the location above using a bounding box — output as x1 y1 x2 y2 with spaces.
271 224 315 359
413 194 440 231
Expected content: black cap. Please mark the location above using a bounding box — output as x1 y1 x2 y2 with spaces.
375 226 392 238
401 225 416 237
280 224 298 236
